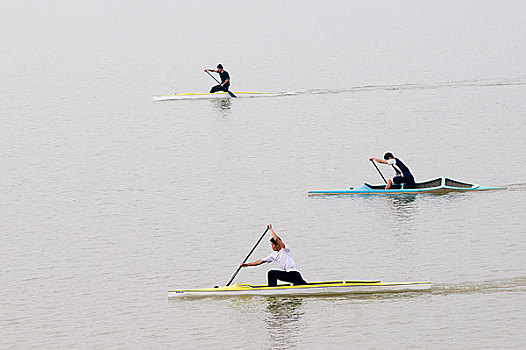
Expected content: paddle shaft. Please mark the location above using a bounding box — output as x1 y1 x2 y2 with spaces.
205 71 236 98
370 159 388 184
226 227 269 286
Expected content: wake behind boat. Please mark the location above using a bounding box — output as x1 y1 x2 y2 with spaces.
153 91 296 101
168 280 431 298
308 177 505 195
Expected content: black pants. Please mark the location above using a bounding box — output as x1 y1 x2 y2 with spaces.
210 84 230 93
393 175 416 189
267 270 307 287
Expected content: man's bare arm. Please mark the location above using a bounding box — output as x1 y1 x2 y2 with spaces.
268 224 285 249
240 259 265 267
369 157 387 164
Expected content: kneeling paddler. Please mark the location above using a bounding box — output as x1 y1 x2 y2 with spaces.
369 152 416 189
240 224 307 287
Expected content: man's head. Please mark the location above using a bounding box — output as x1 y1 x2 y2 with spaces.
216 64 223 72
384 152 394 160
270 237 281 251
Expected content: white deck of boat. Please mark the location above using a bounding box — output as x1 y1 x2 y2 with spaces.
153 91 296 101
168 281 431 297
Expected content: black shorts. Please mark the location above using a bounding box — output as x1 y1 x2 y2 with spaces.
210 84 230 93
267 270 307 287
393 175 416 188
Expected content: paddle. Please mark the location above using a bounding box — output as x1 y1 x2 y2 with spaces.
205 70 236 98
225 226 269 286
370 159 387 184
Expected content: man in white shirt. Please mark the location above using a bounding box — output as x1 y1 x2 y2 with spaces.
240 224 307 287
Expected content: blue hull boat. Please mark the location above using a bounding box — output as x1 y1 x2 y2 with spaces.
308 177 504 195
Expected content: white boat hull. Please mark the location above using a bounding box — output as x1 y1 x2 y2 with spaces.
168 280 431 298
153 91 296 101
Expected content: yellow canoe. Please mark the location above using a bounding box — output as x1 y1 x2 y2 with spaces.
168 280 431 298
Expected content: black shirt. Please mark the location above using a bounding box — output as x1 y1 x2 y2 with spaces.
219 70 230 85
391 158 414 179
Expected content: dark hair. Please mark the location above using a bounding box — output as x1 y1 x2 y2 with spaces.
217 64 223 69
383 152 394 160
270 237 280 245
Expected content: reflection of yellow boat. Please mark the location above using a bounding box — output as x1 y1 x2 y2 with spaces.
168 280 431 298
153 91 296 101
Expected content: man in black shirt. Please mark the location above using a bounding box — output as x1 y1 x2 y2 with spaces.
204 64 230 93
369 152 416 189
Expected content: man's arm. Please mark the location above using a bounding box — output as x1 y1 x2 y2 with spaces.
221 78 229 87
369 157 387 164
240 259 265 267
268 224 285 249
204 68 219 72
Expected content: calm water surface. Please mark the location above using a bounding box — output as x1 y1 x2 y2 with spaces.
1 1 525 349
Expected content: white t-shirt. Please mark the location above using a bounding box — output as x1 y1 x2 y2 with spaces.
263 247 298 272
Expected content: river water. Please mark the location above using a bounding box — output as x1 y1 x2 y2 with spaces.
1 1 525 349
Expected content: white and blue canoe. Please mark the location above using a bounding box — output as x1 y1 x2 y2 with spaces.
153 91 296 101
168 280 431 298
308 177 504 195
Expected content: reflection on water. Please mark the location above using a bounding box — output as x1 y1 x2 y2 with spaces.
211 98 232 117
310 290 433 304
265 297 304 350
385 195 418 223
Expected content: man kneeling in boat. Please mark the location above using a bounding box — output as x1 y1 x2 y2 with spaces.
369 152 416 189
240 224 307 287
204 64 230 93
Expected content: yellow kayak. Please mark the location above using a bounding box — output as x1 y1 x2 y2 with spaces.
153 91 296 101
168 280 431 298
